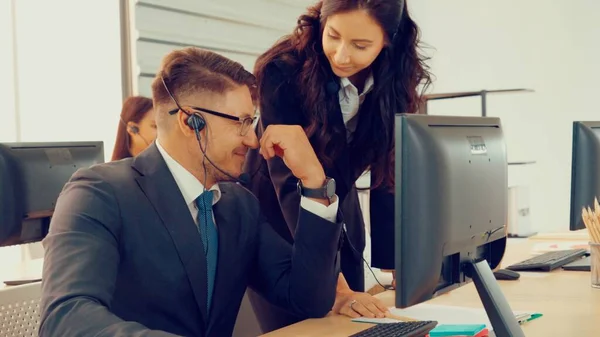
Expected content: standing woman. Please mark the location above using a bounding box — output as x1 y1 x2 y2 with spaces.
111 96 156 161
243 0 431 331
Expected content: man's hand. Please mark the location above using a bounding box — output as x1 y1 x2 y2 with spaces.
259 125 325 189
332 290 389 319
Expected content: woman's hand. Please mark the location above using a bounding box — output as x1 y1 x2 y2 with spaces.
332 290 389 318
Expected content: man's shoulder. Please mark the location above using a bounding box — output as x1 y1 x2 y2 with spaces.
218 183 261 213
70 158 136 187
219 182 257 202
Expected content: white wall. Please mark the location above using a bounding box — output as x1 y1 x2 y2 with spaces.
0 0 17 143
411 0 600 232
13 0 123 160
0 0 123 265
0 0 21 265
131 0 307 98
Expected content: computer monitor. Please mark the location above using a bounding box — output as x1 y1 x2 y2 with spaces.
569 121 600 231
394 114 524 336
0 141 104 247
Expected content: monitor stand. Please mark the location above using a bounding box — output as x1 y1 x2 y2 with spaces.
468 260 525 337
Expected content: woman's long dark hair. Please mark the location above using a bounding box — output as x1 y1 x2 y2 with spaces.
111 96 153 161
254 0 432 190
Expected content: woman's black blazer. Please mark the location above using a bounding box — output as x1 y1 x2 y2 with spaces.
244 59 395 291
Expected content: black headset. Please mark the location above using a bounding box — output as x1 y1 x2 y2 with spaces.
159 74 265 186
182 105 251 185
186 113 206 133
131 126 150 146
121 118 150 146
129 125 140 134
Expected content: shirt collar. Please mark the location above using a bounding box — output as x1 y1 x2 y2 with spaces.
155 140 221 206
339 72 375 96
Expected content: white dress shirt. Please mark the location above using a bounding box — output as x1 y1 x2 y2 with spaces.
155 140 339 225
338 74 374 140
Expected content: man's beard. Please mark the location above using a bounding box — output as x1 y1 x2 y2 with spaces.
201 158 236 183
190 141 244 184
187 140 230 184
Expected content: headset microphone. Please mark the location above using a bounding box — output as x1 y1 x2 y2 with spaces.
238 173 250 185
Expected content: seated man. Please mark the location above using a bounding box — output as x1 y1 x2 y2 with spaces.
39 47 342 337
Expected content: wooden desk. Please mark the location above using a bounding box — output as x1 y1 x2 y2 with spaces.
0 258 43 290
262 239 600 336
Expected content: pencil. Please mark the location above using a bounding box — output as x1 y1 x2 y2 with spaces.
582 206 600 243
581 198 600 287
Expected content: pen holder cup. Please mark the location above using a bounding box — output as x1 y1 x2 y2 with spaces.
590 242 600 288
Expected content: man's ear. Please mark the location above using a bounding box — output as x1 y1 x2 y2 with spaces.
176 110 195 138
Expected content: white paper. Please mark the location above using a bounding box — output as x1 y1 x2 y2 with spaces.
530 241 589 255
352 317 402 324
387 303 533 330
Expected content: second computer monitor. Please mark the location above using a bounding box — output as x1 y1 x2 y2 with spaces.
394 114 523 335
0 141 104 247
569 121 600 231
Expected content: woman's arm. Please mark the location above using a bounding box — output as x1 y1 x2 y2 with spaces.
257 63 309 235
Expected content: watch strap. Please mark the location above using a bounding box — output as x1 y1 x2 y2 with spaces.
297 177 336 199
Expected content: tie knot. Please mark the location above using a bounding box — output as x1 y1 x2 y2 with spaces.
195 190 214 212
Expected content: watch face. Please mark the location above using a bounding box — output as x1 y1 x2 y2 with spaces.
326 178 336 197
297 177 336 199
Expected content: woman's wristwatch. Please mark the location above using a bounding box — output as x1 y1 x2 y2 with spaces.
297 177 336 201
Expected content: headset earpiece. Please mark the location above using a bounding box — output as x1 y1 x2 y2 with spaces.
187 113 206 132
129 125 139 134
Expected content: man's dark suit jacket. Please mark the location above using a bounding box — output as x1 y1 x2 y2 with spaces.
243 58 395 332
39 144 342 337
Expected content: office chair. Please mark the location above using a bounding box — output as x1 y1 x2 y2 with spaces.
0 282 41 337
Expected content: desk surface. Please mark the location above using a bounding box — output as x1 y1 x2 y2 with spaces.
0 258 43 290
262 239 600 336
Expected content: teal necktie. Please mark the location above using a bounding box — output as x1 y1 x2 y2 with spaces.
195 190 218 312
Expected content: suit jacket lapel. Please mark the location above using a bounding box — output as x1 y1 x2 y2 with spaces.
132 144 209 327
326 92 352 202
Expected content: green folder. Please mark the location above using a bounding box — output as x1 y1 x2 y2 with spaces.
429 324 486 336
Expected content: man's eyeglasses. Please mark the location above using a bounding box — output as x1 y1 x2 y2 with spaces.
161 76 257 136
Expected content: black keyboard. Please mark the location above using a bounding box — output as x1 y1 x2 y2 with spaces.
506 249 588 272
350 321 438 337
